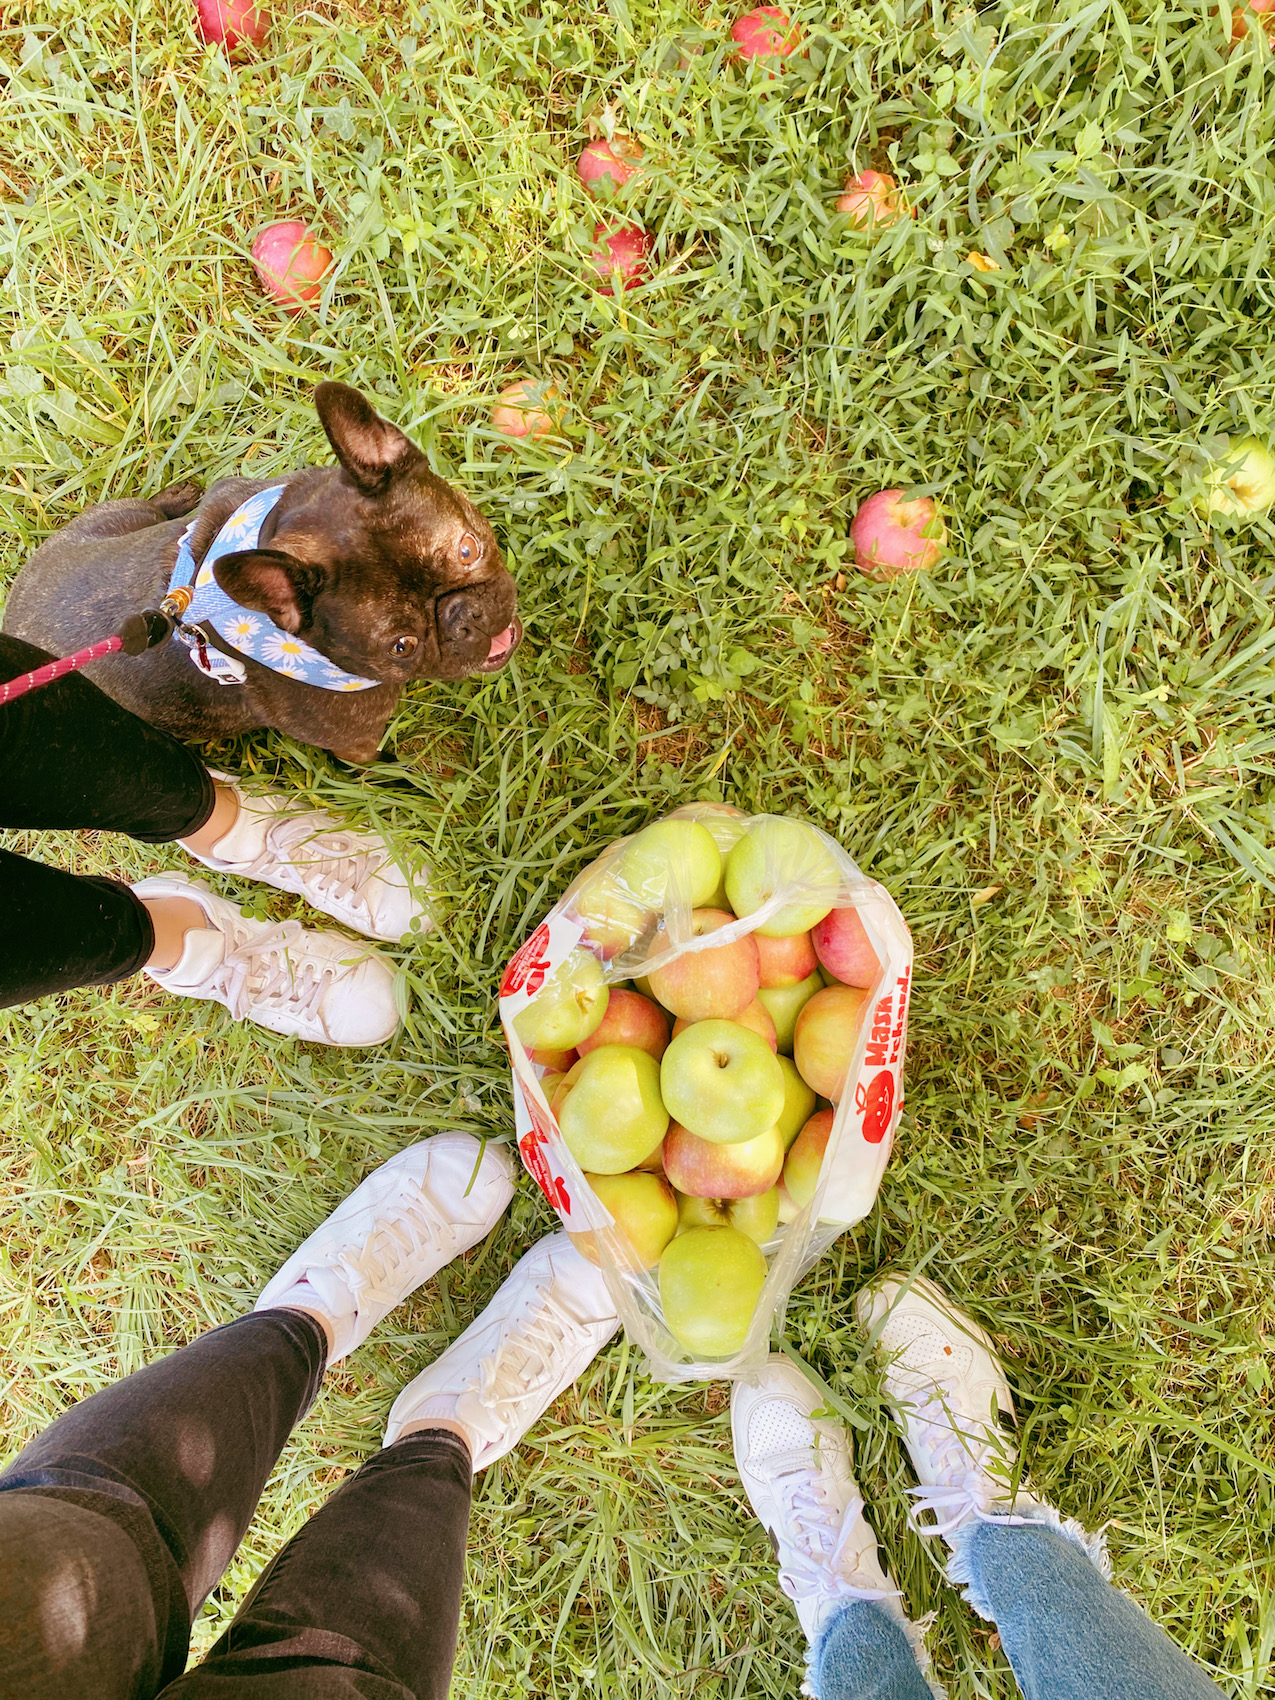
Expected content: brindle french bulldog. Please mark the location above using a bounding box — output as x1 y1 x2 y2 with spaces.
1 382 522 764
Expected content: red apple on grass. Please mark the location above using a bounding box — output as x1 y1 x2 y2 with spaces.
196 0 268 51
836 171 905 229
556 1044 669 1174
588 221 652 294
812 907 881 988
676 1186 779 1245
783 1108 833 1209
658 1224 768 1356
578 136 645 196
648 909 760 1021
730 6 803 63
577 988 670 1061
251 221 332 313
571 1170 678 1270
850 490 946 581
756 968 824 1054
491 379 563 441
660 1019 785 1144
792 985 870 1100
663 1120 784 1199
725 817 841 937
755 929 817 988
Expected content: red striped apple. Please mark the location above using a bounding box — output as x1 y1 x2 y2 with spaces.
577 988 670 1061
663 1120 783 1199
578 136 645 196
648 908 759 1021
756 930 817 988
812 907 880 988
793 985 870 1100
251 221 332 313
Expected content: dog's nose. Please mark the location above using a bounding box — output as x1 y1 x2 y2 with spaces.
436 587 490 650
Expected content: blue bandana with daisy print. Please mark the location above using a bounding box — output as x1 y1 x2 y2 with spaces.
168 485 379 693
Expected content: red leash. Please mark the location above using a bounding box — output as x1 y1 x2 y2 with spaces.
0 636 126 705
0 608 181 705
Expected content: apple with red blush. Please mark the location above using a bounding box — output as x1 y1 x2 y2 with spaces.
648 909 760 1022
577 988 670 1061
811 908 880 988
792 985 870 1100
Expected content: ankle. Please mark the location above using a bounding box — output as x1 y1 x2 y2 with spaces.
142 895 211 970
180 780 240 857
393 1416 475 1461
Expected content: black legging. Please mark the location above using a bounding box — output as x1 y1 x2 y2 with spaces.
0 1310 472 1700
0 633 216 1004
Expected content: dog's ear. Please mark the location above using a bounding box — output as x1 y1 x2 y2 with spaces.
213 549 323 634
314 381 422 496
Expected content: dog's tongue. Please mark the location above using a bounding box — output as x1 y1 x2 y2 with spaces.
487 624 517 662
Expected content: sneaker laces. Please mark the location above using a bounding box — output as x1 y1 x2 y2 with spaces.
768 1462 896 1607
213 916 338 1024
904 1385 1028 1538
327 1189 451 1307
464 1284 573 1437
260 816 382 920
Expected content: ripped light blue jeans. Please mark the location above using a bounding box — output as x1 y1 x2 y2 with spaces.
812 1514 1227 1700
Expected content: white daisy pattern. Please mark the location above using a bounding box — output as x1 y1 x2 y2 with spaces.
167 486 379 693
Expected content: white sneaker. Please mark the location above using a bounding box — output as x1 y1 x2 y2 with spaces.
384 1230 619 1466
181 773 431 942
855 1274 1041 1542
731 1355 900 1645
134 874 401 1046
255 1134 515 1362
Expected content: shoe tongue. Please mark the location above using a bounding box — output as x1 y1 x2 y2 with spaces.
162 924 227 989
762 1448 819 1482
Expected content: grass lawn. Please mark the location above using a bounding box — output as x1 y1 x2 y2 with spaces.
3 0 1275 1691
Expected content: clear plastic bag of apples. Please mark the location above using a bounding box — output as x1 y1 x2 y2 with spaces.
499 803 913 1384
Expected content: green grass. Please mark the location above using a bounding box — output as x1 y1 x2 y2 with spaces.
3 0 1275 1690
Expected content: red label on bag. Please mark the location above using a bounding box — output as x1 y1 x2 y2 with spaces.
855 1070 895 1144
519 1127 572 1215
500 923 552 998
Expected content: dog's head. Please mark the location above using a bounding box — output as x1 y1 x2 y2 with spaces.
212 382 521 684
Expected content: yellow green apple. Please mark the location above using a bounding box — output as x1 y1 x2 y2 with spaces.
783 1108 833 1209
775 1054 817 1148
660 1018 785 1144
1201 436 1275 520
724 818 841 937
619 820 722 911
556 1044 669 1173
756 969 823 1054
658 1224 768 1356
675 1186 779 1245
570 1170 679 1270
513 948 609 1052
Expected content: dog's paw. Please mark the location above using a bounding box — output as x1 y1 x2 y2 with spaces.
152 478 203 519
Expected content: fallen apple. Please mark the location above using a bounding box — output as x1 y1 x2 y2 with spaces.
658 1224 768 1356
756 968 824 1055
512 947 609 1053
556 1044 669 1174
811 907 880 989
578 135 645 197
850 490 946 581
648 908 760 1022
663 1120 784 1199
725 817 841 937
196 0 268 51
792 984 870 1100
676 1186 779 1245
577 988 670 1061
587 221 652 294
836 170 905 229
755 929 818 989
1200 437 1275 520
784 1108 833 1209
660 1018 785 1144
251 221 333 313
775 1054 817 1148
619 820 721 912
571 1170 678 1269
491 378 563 441
730 5 803 62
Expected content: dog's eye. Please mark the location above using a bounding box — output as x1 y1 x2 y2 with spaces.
390 635 418 657
458 532 482 567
